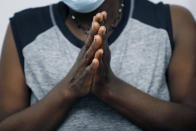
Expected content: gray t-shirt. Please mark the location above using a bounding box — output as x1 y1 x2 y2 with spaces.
10 0 174 130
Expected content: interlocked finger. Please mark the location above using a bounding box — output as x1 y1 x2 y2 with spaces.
98 26 106 36
86 58 99 71
95 49 104 60
85 35 103 64
85 21 100 50
93 13 103 23
85 11 107 50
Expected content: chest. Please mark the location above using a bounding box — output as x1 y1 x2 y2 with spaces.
22 19 172 100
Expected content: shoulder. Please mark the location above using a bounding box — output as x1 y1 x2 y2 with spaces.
170 5 195 25
170 5 196 43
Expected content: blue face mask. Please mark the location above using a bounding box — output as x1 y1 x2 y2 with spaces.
62 0 105 13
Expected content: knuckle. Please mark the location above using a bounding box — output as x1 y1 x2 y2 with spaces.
84 53 92 65
82 45 88 51
86 66 91 73
84 52 89 60
82 57 88 65
96 13 101 17
96 13 102 21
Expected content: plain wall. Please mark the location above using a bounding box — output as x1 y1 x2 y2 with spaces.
0 0 196 55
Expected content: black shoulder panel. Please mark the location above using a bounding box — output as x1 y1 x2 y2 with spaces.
133 0 174 50
10 5 53 70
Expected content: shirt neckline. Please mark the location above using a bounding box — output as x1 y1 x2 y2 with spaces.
52 0 131 49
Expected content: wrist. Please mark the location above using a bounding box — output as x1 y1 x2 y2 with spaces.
95 73 121 100
62 87 79 102
55 82 79 104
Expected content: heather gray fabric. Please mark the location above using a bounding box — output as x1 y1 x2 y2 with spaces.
22 2 172 131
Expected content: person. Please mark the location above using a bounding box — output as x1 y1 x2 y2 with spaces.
0 0 196 130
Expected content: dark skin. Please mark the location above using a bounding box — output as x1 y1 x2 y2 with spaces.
0 0 196 130
0 13 105 130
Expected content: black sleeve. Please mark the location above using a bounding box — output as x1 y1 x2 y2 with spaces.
9 6 53 71
133 0 175 50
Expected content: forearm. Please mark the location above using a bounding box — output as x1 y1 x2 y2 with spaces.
99 77 196 130
0 80 76 131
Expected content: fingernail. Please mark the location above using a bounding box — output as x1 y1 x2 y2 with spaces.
100 50 104 55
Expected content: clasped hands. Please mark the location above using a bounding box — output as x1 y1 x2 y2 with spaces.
64 11 117 99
